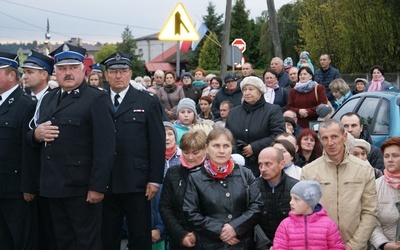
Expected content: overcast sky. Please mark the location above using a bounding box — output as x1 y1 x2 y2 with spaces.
0 0 293 44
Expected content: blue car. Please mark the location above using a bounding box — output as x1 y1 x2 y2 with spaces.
331 89 400 148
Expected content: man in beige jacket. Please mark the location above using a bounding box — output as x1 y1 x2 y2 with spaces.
301 119 377 250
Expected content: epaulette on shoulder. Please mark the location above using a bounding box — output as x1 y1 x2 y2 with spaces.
139 89 155 96
22 92 37 102
88 85 107 92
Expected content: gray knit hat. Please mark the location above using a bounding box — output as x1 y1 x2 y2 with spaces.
291 180 322 209
316 104 332 118
163 121 177 142
300 51 309 60
177 98 197 115
354 78 368 86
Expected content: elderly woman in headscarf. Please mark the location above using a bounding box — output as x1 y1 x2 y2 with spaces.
226 76 286 176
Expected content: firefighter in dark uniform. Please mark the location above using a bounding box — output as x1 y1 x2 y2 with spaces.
0 52 38 249
100 52 165 250
21 50 57 250
28 43 116 250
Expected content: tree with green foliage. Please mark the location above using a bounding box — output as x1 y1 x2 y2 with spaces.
203 2 224 41
116 26 146 77
277 3 301 61
188 1 224 69
231 0 262 69
198 32 221 70
95 44 117 63
298 0 399 73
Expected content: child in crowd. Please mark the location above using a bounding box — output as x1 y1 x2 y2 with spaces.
174 98 198 145
273 180 345 249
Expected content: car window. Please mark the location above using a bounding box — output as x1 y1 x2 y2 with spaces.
357 97 379 130
333 98 359 120
357 97 389 135
372 99 389 134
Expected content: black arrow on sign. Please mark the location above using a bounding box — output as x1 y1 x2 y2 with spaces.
174 12 189 35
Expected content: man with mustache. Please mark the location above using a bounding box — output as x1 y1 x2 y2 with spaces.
28 43 116 249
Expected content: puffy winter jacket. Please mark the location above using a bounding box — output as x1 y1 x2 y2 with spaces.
273 205 345 250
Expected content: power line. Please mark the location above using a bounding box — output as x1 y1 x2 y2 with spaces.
0 0 159 31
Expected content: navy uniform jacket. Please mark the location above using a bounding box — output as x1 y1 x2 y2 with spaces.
109 85 165 193
0 87 38 197
30 82 115 198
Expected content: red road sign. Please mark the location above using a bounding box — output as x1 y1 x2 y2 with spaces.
231 38 246 53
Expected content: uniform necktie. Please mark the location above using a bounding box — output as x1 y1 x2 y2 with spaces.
0 95 2 101
58 91 68 105
114 94 120 107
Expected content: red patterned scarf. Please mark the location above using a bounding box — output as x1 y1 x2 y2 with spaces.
204 159 234 179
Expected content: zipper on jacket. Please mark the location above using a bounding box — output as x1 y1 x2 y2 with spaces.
304 215 308 249
336 166 340 227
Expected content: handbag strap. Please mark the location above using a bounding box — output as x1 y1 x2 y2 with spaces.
166 93 174 109
238 165 250 207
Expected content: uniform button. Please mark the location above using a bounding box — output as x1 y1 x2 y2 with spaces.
133 118 136 120
46 156 51 160
220 180 223 184
227 214 232 219
78 161 81 164
68 119 72 122
51 117 55 120
245 129 248 131
5 122 8 125
14 170 18 173
226 192 230 197
223 184 227 187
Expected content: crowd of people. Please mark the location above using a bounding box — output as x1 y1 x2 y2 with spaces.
0 45 399 250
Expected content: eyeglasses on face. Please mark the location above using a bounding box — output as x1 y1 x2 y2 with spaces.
107 68 130 76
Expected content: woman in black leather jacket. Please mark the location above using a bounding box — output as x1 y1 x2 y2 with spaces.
160 129 207 249
183 128 263 249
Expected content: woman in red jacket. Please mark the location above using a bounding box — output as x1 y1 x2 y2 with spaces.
286 66 328 128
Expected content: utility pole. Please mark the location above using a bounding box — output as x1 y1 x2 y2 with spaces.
266 0 282 58
220 0 232 78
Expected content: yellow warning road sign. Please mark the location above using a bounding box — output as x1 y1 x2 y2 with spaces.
158 3 200 41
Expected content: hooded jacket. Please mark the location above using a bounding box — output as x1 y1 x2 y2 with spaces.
273 205 345 250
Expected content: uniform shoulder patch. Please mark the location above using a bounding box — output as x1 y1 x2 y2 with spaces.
88 84 107 92
139 89 154 96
